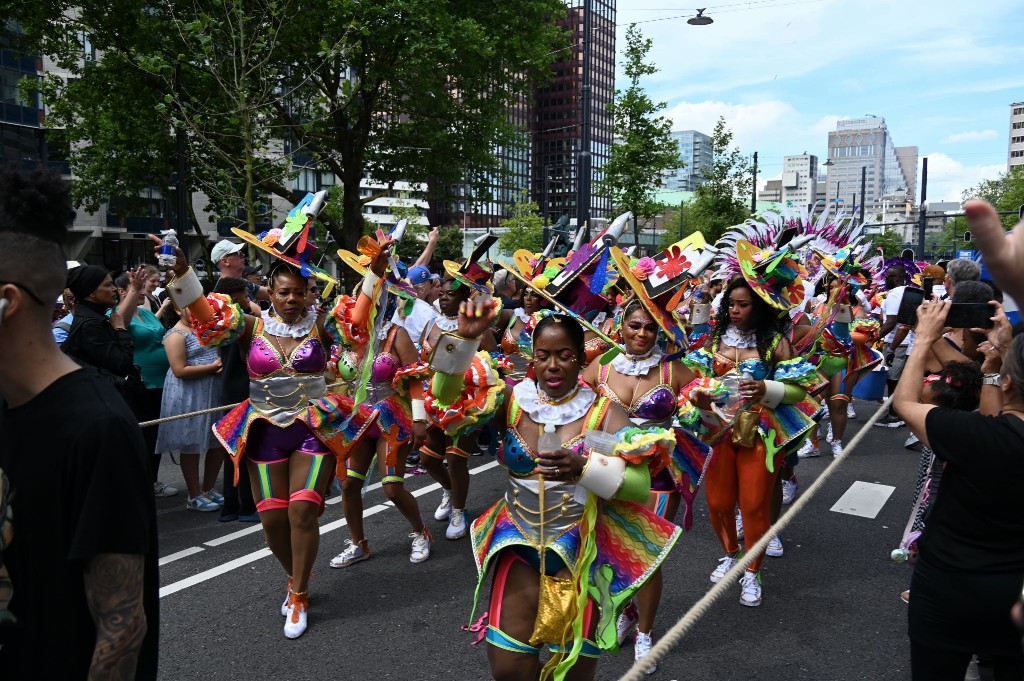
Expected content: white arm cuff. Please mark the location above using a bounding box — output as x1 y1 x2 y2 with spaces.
834 304 853 323
760 380 786 409
411 399 427 422
361 271 381 299
167 268 204 310
429 333 480 375
577 454 626 500
691 303 711 325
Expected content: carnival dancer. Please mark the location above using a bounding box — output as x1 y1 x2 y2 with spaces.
159 192 381 639
418 247 498 540
452 306 680 681
497 246 560 380
686 239 824 607
330 240 432 567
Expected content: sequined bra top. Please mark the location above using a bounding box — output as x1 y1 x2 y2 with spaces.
370 325 401 385
247 322 327 379
500 396 610 478
597 361 676 424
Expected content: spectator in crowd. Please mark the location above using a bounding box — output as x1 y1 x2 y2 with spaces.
304 276 321 312
138 264 166 314
113 271 176 498
155 306 225 512
967 199 1024 304
211 239 268 313
244 263 264 286
942 258 981 300
0 164 158 679
492 268 521 311
61 264 149 412
397 264 440 346
876 264 910 426
51 287 75 345
894 299 1024 680
211 277 258 522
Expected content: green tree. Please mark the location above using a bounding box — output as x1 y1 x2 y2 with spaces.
598 24 679 228
434 225 464 262
498 188 545 255
871 226 907 258
682 117 753 244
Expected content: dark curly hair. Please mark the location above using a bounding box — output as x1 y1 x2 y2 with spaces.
711 276 790 367
926 361 982 411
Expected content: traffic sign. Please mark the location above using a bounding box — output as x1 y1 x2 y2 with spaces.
956 249 975 260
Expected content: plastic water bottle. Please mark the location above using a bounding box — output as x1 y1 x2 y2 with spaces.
890 548 910 563
158 230 178 268
538 423 560 455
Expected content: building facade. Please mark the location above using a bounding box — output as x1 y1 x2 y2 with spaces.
662 129 712 192
823 117 917 222
780 154 818 210
1011 101 1024 172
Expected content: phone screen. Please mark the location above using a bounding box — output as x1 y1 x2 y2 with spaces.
945 303 995 329
896 288 925 326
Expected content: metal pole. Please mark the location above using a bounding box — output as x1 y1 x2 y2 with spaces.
575 0 593 240
543 164 550 229
678 200 684 240
859 165 866 224
917 157 928 260
750 151 758 213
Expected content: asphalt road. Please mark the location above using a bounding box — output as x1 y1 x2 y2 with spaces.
152 398 928 680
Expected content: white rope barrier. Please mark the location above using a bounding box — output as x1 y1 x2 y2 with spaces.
617 396 893 681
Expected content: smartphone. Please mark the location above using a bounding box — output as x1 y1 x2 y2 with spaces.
945 302 995 329
895 287 925 326
922 277 933 300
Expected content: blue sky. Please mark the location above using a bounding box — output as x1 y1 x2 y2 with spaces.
615 0 1024 203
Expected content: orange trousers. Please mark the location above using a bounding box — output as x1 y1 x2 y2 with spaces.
704 438 779 573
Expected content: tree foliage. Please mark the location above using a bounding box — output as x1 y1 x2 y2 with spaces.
498 188 545 255
681 117 753 244
598 24 679 224
871 226 907 258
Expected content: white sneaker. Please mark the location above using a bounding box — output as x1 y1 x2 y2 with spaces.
847 402 857 419
329 539 370 568
826 423 834 444
797 439 819 458
410 529 432 563
281 578 292 617
446 508 467 540
831 439 844 458
203 489 225 506
634 630 657 675
739 571 762 607
710 554 738 583
283 592 308 639
434 490 453 521
781 477 798 505
185 494 220 512
767 535 784 557
616 602 638 645
821 404 830 419
904 433 920 450
735 511 744 540
153 481 179 497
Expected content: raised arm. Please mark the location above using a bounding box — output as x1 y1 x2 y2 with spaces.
412 226 440 268
84 553 148 681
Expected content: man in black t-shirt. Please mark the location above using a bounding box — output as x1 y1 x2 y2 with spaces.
0 166 159 679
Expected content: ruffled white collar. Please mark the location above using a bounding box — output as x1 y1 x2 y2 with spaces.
722 323 757 349
514 307 531 324
262 308 316 339
610 347 663 376
376 320 395 341
436 315 459 332
513 379 597 426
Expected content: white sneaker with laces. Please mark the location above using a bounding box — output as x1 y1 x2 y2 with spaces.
410 529 432 563
634 630 657 675
434 490 453 521
203 489 225 506
616 602 638 645
329 539 370 568
781 478 798 505
826 423 834 444
283 592 308 639
185 494 220 512
735 511 744 540
153 481 179 497
831 439 844 458
446 508 467 540
739 571 762 607
847 402 857 419
766 535 784 557
797 439 819 458
710 554 738 583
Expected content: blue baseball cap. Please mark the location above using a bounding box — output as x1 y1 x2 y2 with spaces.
408 265 440 285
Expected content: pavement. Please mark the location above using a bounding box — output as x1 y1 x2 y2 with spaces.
152 398 934 680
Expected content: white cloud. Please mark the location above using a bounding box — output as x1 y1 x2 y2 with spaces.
919 153 1005 203
943 130 999 143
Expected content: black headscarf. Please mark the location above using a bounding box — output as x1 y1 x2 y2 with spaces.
66 265 109 300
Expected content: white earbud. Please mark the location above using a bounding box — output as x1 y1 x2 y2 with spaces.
0 298 9 331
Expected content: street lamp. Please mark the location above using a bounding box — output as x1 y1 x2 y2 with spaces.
688 8 714 25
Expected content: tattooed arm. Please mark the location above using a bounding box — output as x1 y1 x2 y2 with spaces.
84 553 148 681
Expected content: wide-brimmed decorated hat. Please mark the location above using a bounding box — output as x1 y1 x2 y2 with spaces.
815 246 870 287
537 211 630 321
233 190 337 285
735 240 809 311
337 219 418 302
609 232 719 347
512 231 569 281
442 232 497 296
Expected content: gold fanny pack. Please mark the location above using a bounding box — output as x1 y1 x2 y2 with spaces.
528 479 578 647
731 408 761 449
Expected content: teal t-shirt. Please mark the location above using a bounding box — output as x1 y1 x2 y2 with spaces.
108 307 170 389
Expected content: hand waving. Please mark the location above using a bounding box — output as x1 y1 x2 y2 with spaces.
457 297 498 340
966 199 1024 304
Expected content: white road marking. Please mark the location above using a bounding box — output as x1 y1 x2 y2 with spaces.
204 524 264 547
158 546 205 566
159 459 500 598
830 481 896 519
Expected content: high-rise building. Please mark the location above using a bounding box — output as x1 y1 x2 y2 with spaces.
780 154 818 209
823 117 916 221
532 0 616 224
1010 102 1024 172
662 129 712 192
